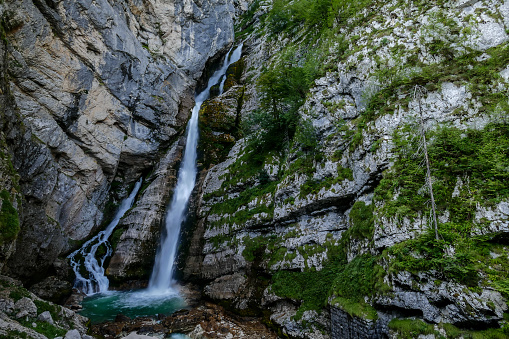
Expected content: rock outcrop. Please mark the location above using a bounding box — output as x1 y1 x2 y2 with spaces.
0 275 89 338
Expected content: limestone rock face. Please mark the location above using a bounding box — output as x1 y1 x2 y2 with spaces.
0 0 248 282
184 0 509 337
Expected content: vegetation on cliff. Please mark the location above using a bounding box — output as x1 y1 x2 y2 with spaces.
198 0 509 336
0 189 19 244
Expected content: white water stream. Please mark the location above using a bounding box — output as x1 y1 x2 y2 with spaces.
148 43 243 293
68 178 143 295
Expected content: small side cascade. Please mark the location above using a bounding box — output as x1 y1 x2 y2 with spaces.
148 43 244 294
68 178 143 295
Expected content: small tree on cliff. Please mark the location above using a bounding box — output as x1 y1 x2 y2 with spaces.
414 85 439 241
244 48 317 153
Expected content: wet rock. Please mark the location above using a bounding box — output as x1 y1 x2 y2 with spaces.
64 289 86 311
204 273 248 300
107 138 184 282
199 84 245 167
115 314 131 323
165 303 277 339
0 0 247 283
121 333 154 339
95 322 125 338
331 306 390 339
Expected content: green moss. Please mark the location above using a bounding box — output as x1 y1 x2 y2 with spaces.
199 87 244 167
270 260 339 320
109 227 125 251
346 201 375 240
0 190 20 244
331 254 379 302
234 0 262 37
18 319 67 338
331 149 344 161
209 181 277 217
223 58 245 93
376 124 509 221
267 0 375 36
9 287 30 302
388 319 436 338
299 166 353 197
389 320 509 339
373 124 509 289
33 300 61 321
0 329 28 339
332 297 377 320
271 252 382 321
242 236 272 262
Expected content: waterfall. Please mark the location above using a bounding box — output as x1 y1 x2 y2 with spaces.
68 178 143 295
148 43 244 293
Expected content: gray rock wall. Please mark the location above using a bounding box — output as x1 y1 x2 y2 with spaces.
0 0 247 282
331 307 389 339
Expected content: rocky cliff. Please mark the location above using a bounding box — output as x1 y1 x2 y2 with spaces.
182 0 509 337
0 0 252 286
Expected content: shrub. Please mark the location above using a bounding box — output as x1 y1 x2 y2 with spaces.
0 190 20 244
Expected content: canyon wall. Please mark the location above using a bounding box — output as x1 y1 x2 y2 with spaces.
0 0 249 284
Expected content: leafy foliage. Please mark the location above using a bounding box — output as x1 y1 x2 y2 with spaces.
271 256 344 319
346 201 375 240
244 48 322 153
377 123 509 289
268 0 375 35
388 319 436 338
271 252 383 320
389 319 509 339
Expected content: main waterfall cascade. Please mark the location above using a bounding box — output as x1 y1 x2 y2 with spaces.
70 44 243 323
148 43 244 293
68 178 143 295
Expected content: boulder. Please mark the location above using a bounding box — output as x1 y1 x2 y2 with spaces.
14 297 37 319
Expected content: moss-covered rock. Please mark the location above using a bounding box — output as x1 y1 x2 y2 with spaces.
199 85 245 167
199 100 236 132
223 57 246 93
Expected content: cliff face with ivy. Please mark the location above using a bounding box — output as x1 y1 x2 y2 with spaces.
184 0 509 337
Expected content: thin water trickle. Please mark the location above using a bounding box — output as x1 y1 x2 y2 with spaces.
148 43 244 294
68 178 143 295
